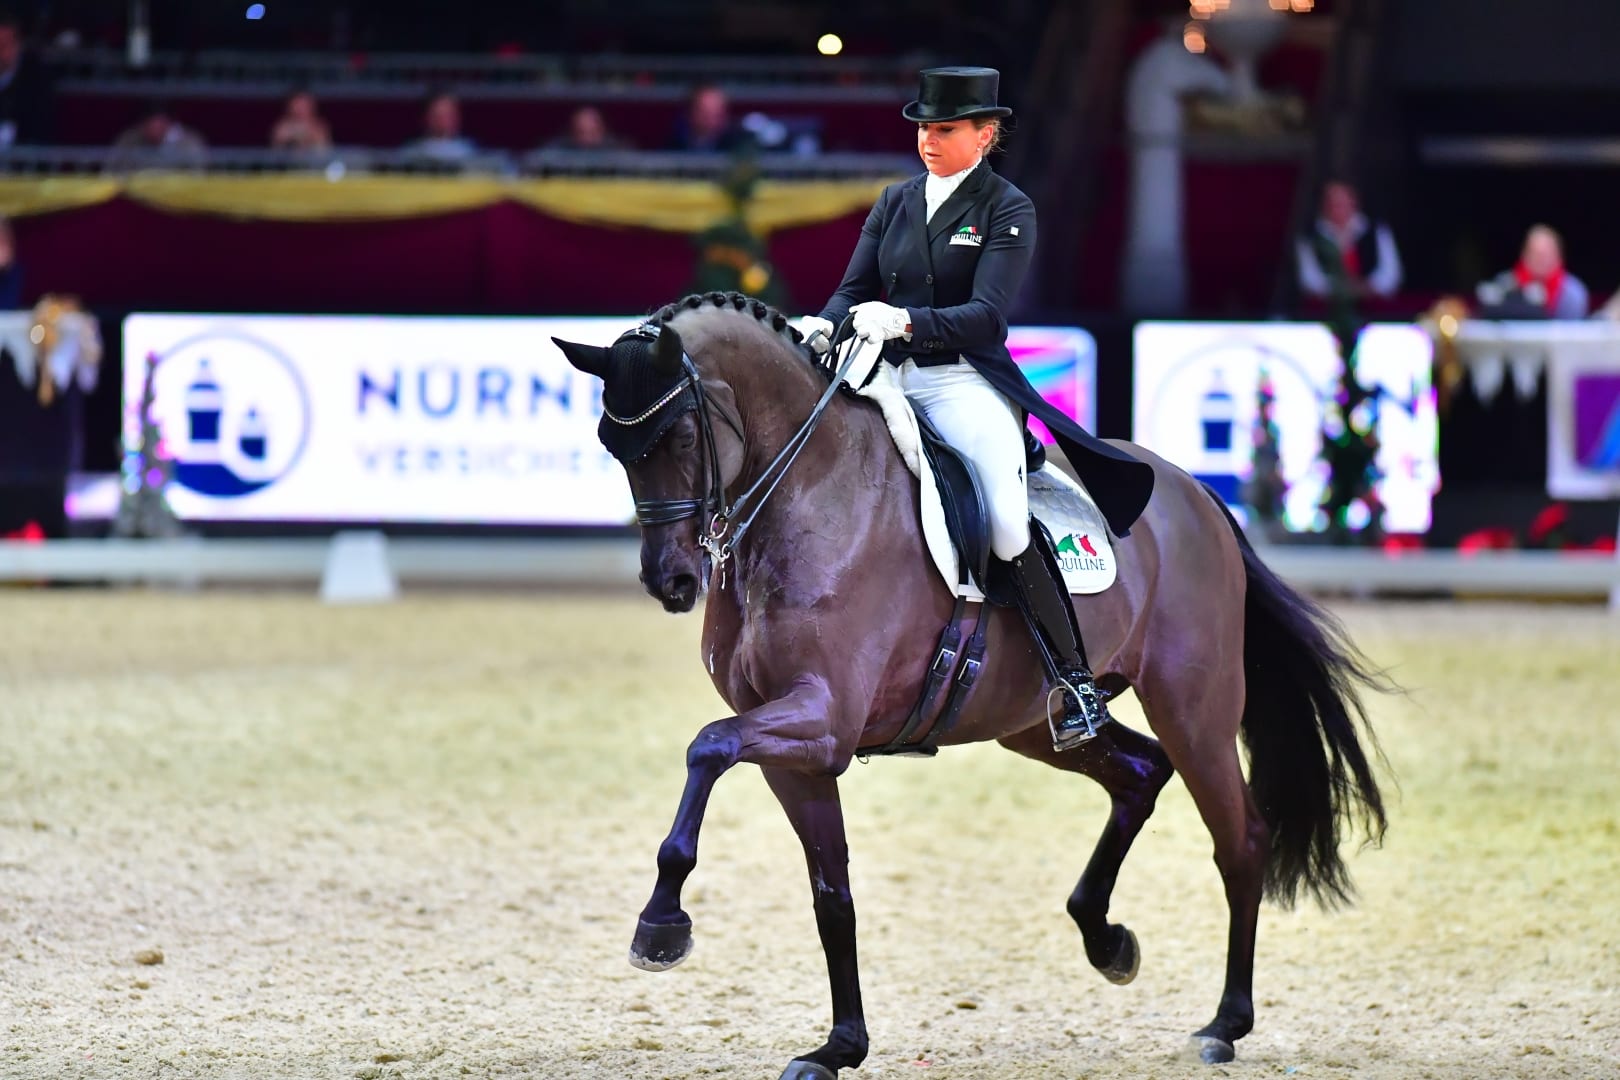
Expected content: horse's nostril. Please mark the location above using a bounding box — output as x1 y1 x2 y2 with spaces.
671 573 698 600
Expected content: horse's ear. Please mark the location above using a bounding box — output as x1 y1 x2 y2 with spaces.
652 323 685 378
552 337 610 379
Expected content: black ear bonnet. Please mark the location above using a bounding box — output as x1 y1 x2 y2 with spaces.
597 323 695 463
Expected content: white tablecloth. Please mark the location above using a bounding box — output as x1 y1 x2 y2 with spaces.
1451 319 1620 400
1 308 102 396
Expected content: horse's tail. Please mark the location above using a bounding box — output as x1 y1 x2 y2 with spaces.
1205 488 1392 909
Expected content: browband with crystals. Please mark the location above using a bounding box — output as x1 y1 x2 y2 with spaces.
602 380 688 427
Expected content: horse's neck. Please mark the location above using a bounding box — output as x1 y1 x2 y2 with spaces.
724 358 905 549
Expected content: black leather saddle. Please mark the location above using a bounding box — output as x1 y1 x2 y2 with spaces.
913 410 990 595
912 416 1052 603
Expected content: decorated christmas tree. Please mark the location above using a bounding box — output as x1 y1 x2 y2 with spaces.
1318 342 1382 540
112 353 185 539
1243 365 1287 529
1314 225 1383 542
690 153 789 307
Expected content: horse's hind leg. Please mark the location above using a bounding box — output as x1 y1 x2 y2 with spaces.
999 720 1174 984
761 767 867 1080
1140 680 1269 1064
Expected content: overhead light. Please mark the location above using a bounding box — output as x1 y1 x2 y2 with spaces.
817 33 843 56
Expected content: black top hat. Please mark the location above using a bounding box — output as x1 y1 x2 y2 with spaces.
902 66 1013 123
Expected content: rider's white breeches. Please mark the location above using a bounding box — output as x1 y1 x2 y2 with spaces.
900 359 1031 561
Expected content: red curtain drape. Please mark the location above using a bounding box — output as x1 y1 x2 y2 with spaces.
12 197 867 315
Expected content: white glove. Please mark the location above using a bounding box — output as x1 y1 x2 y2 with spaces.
793 315 835 355
851 301 911 344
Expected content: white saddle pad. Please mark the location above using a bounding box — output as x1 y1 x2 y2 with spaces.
851 354 1117 598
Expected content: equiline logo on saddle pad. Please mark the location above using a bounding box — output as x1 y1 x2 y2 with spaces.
1057 533 1106 572
948 225 983 247
1027 468 1117 595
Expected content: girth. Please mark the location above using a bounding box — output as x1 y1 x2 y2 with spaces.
858 594 990 760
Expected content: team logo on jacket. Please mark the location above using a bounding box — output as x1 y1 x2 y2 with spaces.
948 225 983 247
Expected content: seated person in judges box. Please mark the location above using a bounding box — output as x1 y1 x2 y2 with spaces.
1476 224 1590 319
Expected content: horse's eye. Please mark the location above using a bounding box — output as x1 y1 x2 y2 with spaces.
674 429 697 451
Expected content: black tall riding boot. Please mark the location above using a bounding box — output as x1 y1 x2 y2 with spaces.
1008 525 1111 750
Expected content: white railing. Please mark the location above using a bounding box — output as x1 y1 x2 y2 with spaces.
1 536 1616 610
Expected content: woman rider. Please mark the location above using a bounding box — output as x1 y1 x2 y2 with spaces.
794 66 1155 749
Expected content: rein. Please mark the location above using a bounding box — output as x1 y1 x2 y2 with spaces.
631 317 861 569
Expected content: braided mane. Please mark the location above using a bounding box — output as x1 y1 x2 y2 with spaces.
649 291 831 379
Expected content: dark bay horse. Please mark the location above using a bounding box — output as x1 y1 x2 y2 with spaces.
554 293 1388 1079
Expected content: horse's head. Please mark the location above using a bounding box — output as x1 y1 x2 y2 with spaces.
555 320 746 613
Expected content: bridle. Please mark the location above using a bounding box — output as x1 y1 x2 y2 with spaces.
605 318 860 568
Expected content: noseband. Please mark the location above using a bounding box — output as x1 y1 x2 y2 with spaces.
607 319 860 567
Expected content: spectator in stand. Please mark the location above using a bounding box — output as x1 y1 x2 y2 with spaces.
402 88 478 165
107 101 208 171
545 105 631 151
269 87 332 153
0 6 54 147
668 83 751 154
1476 224 1589 319
0 214 23 309
1296 179 1403 302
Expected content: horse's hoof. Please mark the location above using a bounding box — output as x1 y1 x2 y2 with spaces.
778 1062 837 1080
1099 927 1140 985
628 916 693 972
1182 1035 1236 1064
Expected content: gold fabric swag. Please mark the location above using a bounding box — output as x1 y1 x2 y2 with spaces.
0 174 897 234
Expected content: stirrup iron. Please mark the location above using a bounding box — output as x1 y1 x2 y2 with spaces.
1047 673 1108 751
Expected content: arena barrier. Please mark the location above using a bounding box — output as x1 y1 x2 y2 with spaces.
1 534 1617 609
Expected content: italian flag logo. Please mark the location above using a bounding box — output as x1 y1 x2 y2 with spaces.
1057 533 1098 559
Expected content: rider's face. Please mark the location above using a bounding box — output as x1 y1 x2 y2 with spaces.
917 120 991 177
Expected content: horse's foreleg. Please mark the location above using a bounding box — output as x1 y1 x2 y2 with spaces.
762 767 867 1080
630 676 843 973
999 720 1174 984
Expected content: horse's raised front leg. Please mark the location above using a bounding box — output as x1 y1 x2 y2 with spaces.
629 674 844 972
999 719 1174 985
761 767 867 1080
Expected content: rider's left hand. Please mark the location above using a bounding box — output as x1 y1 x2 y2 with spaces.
851 301 912 344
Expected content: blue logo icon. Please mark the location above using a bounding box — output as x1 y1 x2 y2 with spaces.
150 332 312 499
1195 367 1240 502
